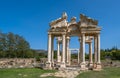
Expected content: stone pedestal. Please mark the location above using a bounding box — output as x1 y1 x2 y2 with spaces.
80 62 86 70
88 63 93 69
66 62 70 66
96 63 102 69
60 63 66 68
93 63 102 71
59 62 66 70
45 62 52 69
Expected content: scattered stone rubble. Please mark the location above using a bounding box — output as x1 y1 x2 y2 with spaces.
0 58 36 68
102 60 120 68
40 70 80 78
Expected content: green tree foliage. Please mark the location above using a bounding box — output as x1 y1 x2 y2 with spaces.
0 32 35 58
100 46 120 60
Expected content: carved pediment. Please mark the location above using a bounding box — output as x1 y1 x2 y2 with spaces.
48 12 101 36
50 12 68 29
80 14 98 26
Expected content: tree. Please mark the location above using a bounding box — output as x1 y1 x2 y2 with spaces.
0 31 35 58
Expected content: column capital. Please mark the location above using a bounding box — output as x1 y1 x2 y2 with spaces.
62 32 66 35
56 37 62 43
48 33 51 35
66 36 70 40
48 32 52 35
94 33 100 37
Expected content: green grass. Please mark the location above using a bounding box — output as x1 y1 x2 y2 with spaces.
0 68 57 78
0 67 120 78
76 67 120 78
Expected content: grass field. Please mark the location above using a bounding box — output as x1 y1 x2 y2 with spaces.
0 67 120 78
76 67 120 78
0 68 57 78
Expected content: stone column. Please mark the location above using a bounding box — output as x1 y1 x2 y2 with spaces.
89 42 93 63
97 34 101 64
46 34 52 68
80 34 86 69
95 34 102 70
57 40 60 62
79 37 82 64
78 49 80 64
69 49 71 65
66 36 70 64
51 36 54 67
81 34 85 63
61 34 66 68
89 42 93 68
94 36 97 63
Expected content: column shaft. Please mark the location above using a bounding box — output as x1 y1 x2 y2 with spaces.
66 37 70 63
69 50 71 65
51 37 54 63
81 34 85 63
62 34 66 63
97 34 101 63
57 41 60 62
89 42 93 63
48 34 52 63
94 36 97 63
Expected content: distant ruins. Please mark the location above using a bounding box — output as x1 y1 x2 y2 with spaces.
46 12 101 70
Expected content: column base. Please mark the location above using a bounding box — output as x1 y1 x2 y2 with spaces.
66 62 71 66
88 63 93 69
45 62 52 70
80 62 87 70
59 62 66 70
96 63 102 69
93 63 102 71
51 62 54 67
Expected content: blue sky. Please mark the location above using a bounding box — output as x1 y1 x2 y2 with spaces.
0 0 120 50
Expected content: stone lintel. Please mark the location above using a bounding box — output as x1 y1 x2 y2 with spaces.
85 40 92 43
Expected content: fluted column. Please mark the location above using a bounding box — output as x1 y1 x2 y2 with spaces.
62 34 66 64
51 36 54 66
89 42 93 63
57 41 60 62
46 34 52 68
94 36 97 63
97 34 101 64
79 37 82 64
66 37 70 63
69 49 71 65
48 34 52 63
81 34 85 64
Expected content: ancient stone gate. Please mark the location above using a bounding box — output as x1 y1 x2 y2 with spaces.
46 12 101 70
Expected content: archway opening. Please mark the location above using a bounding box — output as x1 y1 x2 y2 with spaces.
69 37 80 66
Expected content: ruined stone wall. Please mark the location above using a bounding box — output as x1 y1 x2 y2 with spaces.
0 58 36 68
